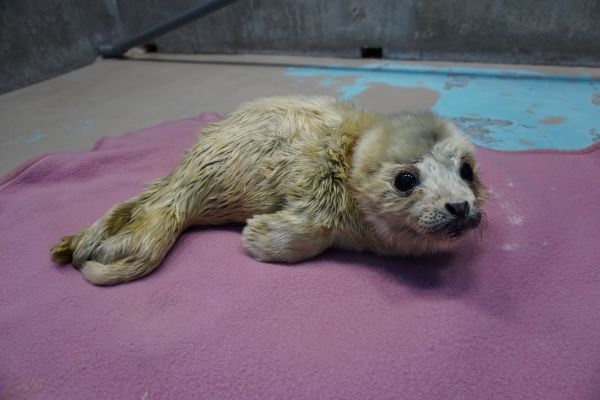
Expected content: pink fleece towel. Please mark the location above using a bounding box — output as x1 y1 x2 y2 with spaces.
1 114 599 400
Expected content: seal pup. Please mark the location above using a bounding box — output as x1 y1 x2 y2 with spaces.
51 96 487 285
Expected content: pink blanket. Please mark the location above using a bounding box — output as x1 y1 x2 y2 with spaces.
1 114 599 399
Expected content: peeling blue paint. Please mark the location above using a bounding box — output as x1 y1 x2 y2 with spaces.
23 132 45 143
63 119 96 137
3 129 46 145
81 119 95 136
286 63 600 151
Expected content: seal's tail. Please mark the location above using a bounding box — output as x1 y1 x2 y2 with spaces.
50 198 184 285
51 235 75 264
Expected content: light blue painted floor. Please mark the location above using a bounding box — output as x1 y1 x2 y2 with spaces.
287 64 600 151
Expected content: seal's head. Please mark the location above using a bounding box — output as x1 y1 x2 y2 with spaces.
351 111 487 254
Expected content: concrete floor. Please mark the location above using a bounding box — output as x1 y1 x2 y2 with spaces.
1 54 599 176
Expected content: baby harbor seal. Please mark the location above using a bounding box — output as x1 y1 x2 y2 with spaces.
51 96 487 285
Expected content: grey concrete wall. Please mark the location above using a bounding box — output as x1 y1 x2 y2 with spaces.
0 0 120 94
3 0 600 94
118 0 600 65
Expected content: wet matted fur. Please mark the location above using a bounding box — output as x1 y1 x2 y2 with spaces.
51 96 486 285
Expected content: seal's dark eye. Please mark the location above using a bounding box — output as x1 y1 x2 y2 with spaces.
394 172 419 192
460 162 474 182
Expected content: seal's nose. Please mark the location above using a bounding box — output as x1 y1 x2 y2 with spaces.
445 201 470 219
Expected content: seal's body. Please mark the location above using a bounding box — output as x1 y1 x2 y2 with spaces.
51 96 486 285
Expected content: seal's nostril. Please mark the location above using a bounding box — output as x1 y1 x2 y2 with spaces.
445 201 469 218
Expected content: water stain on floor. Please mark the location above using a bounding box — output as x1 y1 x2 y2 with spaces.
353 83 440 113
443 75 470 91
291 75 358 98
451 116 513 144
518 139 535 146
538 116 566 125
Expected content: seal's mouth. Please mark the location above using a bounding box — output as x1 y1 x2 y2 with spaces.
441 213 482 237
419 212 485 241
